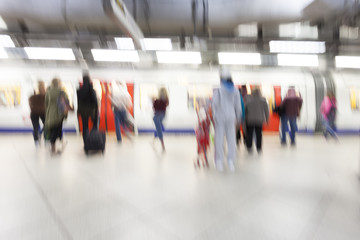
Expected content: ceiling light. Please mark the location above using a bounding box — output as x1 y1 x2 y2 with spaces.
335 56 360 69
114 37 135 50
0 35 15 47
277 54 319 67
218 52 261 65
269 41 325 54
91 49 139 62
25 47 75 60
141 38 172 51
156 51 201 64
0 16 7 30
0 47 8 59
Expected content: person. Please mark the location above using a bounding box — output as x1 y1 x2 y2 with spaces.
153 87 169 151
245 87 269 153
236 88 245 146
280 87 303 145
110 81 132 142
320 91 338 140
77 75 98 145
45 78 69 153
212 71 242 172
29 81 46 147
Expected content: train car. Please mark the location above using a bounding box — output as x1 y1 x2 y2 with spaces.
0 64 358 134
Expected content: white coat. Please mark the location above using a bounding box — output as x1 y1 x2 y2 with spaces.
212 82 242 164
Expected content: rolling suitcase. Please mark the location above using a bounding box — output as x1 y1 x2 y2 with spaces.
84 130 106 154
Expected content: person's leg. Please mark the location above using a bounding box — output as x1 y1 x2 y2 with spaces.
114 110 122 142
214 119 225 171
289 117 297 144
50 126 58 152
255 125 263 152
119 110 131 138
159 113 166 150
246 124 254 151
280 116 287 144
81 114 89 144
225 120 236 171
328 119 338 139
30 114 40 142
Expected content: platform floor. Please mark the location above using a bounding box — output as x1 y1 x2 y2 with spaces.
1 133 360 240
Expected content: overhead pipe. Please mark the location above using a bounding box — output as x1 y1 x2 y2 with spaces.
103 0 144 49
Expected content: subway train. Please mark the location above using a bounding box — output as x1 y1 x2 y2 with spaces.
0 64 360 134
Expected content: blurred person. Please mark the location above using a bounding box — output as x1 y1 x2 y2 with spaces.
153 87 169 151
45 78 69 153
280 87 303 145
245 87 269 153
110 81 132 142
77 75 98 145
212 71 242 172
320 91 338 140
236 87 245 146
29 81 46 147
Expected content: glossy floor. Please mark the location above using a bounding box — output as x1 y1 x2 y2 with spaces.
0 134 359 240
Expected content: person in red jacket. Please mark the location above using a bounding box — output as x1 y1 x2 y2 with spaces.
29 81 46 147
280 87 303 145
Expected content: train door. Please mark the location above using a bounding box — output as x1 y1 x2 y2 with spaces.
243 85 281 132
78 79 134 133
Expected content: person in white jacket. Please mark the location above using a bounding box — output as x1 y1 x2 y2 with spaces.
212 71 242 172
110 81 132 142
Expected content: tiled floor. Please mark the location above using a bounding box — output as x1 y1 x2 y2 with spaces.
0 133 359 240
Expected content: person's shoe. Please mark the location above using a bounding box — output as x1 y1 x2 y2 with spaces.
215 162 224 172
228 161 235 172
35 140 40 148
281 141 286 146
257 148 262 154
290 141 296 146
247 148 253 154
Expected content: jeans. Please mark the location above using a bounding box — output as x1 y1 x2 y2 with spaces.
80 114 98 144
281 116 297 143
322 116 337 138
114 109 128 141
153 111 165 140
30 113 45 141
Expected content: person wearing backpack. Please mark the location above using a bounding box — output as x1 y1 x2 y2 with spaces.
320 91 338 140
45 78 69 153
29 81 46 147
77 75 98 145
212 70 242 172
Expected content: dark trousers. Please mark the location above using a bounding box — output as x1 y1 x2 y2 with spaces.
236 127 241 144
246 124 263 150
80 114 98 143
50 123 63 144
30 113 45 141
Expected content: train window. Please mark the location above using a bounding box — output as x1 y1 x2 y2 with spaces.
0 85 21 107
187 85 213 110
139 84 168 111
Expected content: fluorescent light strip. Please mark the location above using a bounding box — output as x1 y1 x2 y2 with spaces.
335 56 360 69
277 54 319 67
141 38 172 51
270 41 325 54
218 52 261 65
25 47 75 60
0 35 15 48
114 37 135 50
0 16 7 30
0 47 8 59
156 51 201 64
91 49 139 62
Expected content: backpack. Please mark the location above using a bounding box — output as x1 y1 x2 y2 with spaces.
57 91 70 117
